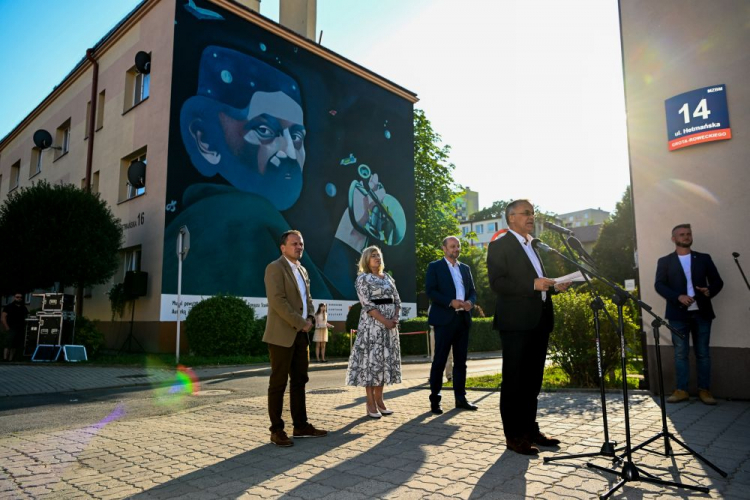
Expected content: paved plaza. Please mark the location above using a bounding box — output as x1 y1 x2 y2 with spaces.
1 362 749 499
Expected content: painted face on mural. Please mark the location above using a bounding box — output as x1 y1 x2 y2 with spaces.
217 91 306 183
180 46 306 211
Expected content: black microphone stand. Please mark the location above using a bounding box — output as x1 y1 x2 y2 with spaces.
533 241 711 498
610 315 728 479
733 252 750 294
544 238 617 463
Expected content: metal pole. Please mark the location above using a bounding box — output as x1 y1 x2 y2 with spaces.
176 232 183 365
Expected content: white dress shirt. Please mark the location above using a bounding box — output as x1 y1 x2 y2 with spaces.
508 229 546 301
444 257 467 304
285 257 308 319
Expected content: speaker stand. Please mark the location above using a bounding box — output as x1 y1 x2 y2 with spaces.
119 300 145 353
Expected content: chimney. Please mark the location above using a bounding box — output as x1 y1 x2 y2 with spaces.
235 0 260 12
280 0 317 41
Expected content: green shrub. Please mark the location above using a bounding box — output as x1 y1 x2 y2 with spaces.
345 302 362 332
185 295 260 356
325 330 354 358
74 316 105 357
549 290 639 387
342 317 501 357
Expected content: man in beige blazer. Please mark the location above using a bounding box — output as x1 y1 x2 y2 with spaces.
264 230 328 446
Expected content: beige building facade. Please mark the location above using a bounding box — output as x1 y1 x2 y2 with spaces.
0 0 418 353
620 0 750 398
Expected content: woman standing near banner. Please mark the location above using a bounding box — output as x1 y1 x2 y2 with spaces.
313 303 333 362
346 246 402 418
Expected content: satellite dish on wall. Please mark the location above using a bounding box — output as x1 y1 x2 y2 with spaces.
135 51 151 74
33 129 54 149
127 161 146 188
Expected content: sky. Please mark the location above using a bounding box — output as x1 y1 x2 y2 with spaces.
0 0 630 215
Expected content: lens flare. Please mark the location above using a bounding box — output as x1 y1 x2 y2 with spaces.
664 179 719 205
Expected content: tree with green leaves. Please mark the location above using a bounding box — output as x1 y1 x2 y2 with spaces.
414 109 459 294
468 200 510 222
457 242 493 314
591 186 636 286
0 181 123 314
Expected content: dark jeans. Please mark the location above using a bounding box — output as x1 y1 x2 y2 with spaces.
267 331 310 433
499 312 551 439
430 312 471 403
669 313 712 391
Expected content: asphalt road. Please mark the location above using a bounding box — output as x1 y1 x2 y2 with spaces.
0 358 501 435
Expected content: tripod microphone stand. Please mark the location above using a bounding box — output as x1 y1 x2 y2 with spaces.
544 239 617 463
531 240 711 498
732 252 750 296
610 315 728 478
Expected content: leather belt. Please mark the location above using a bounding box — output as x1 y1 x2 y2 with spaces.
372 298 394 305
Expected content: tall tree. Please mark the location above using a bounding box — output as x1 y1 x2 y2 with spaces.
414 109 459 294
591 186 636 285
0 181 123 314
468 200 510 221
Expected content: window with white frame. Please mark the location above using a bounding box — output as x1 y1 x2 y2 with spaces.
124 246 142 276
31 148 43 177
55 119 71 159
125 64 150 110
119 147 147 201
10 160 20 190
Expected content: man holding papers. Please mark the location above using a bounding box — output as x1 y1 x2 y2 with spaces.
487 199 571 456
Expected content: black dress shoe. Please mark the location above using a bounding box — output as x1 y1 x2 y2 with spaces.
506 437 539 456
431 405 443 415
455 400 478 411
528 431 560 447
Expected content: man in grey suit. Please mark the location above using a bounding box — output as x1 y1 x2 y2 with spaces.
264 230 328 446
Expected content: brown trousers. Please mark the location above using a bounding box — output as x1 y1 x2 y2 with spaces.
267 331 310 432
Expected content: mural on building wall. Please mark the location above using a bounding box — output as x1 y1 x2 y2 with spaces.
161 0 415 320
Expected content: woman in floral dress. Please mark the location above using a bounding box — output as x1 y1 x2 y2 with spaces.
346 246 402 418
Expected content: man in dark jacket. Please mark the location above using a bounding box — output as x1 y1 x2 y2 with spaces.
426 236 478 414
655 224 723 405
2 293 28 361
487 200 570 456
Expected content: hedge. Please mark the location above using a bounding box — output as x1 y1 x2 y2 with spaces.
330 316 500 357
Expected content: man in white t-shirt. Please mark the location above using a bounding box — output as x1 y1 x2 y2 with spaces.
655 224 724 405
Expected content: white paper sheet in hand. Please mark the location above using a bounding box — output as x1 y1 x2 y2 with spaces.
553 270 586 283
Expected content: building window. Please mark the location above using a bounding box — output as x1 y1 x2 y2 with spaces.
55 119 71 159
80 171 101 193
96 90 105 129
10 160 20 190
84 101 91 139
462 226 469 236
124 246 142 277
30 148 43 177
476 224 484 234
119 147 147 201
125 64 150 110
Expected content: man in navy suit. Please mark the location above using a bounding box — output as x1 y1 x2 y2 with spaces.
655 224 723 405
426 236 478 414
487 200 570 456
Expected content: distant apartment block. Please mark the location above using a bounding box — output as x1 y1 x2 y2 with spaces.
454 187 479 221
557 208 610 228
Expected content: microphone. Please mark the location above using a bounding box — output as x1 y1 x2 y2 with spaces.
531 238 553 253
568 236 596 265
733 252 740 258
544 221 573 236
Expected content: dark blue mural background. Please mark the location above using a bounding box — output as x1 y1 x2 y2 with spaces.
162 0 416 302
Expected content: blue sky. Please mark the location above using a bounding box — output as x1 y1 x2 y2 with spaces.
0 0 629 215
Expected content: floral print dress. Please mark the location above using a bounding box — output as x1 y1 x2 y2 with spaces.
346 272 403 387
